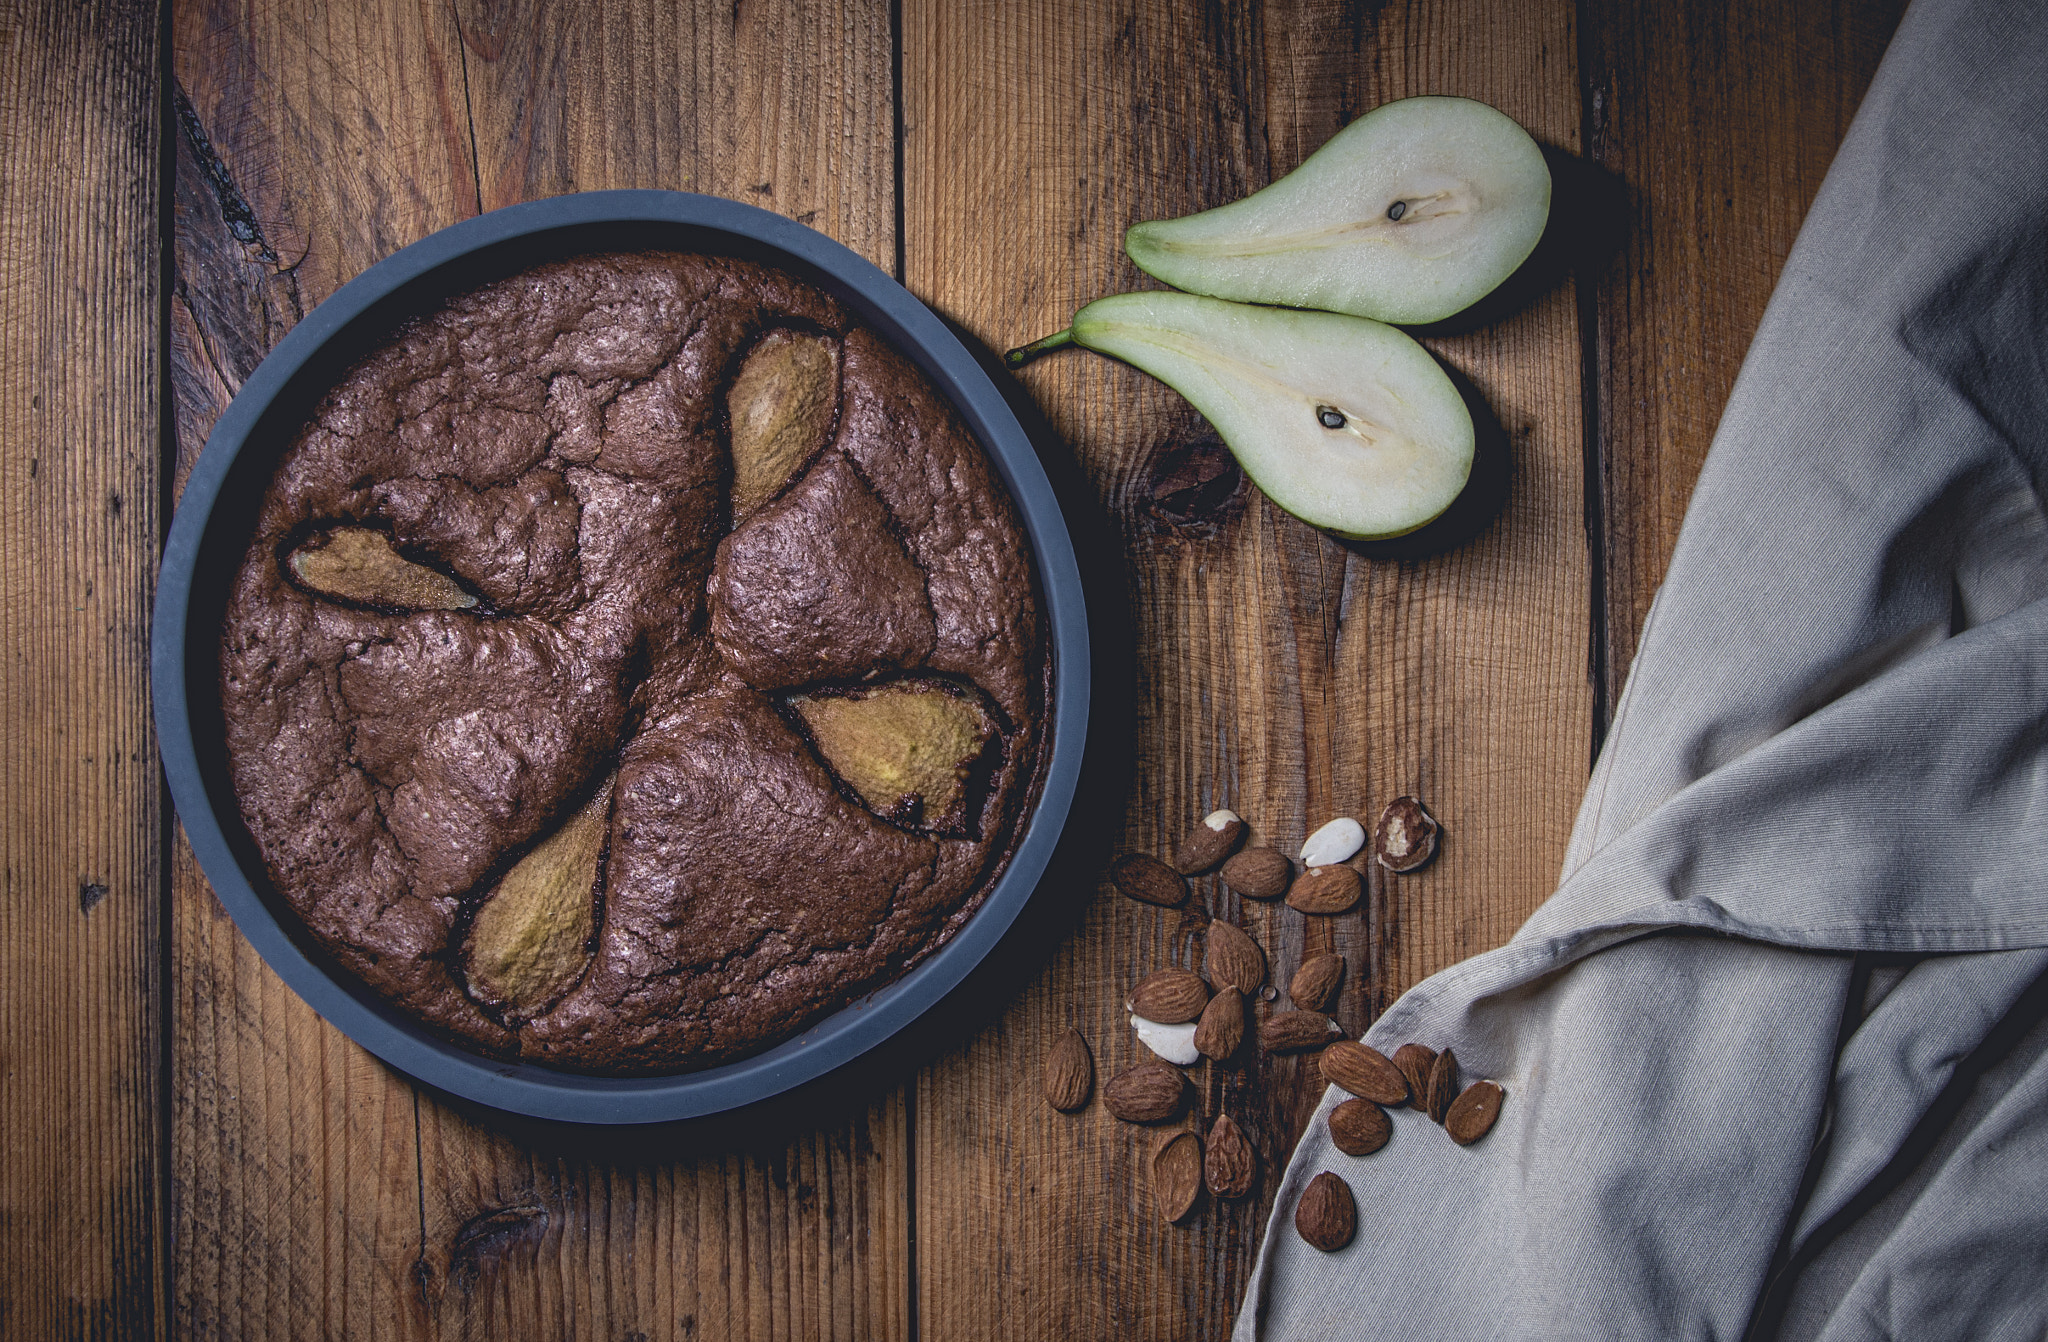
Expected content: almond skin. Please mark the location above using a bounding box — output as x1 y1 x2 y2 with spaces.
1194 986 1246 1061
1446 1079 1506 1145
1372 796 1440 873
1103 1062 1189 1124
1294 1171 1357 1252
1152 1130 1204 1223
1320 1041 1408 1106
1286 864 1362 915
1127 969 1210 1024
1290 953 1345 1012
1259 1010 1339 1053
1203 919 1266 994
1043 1028 1093 1112
1110 852 1188 907
1393 1043 1438 1109
1205 1113 1257 1199
1425 1048 1460 1124
1327 1098 1392 1156
1220 848 1292 900
1173 809 1248 874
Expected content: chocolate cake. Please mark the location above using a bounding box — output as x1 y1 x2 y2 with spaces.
218 251 1046 1074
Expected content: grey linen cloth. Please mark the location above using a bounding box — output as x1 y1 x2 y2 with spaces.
1233 0 2048 1336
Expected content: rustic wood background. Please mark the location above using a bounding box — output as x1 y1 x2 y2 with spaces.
0 0 1906 1336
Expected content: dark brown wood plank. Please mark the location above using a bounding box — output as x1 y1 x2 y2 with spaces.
902 2 1588 1336
169 3 488 1338
430 2 907 1337
171 1 909 1338
1585 0 1907 709
0 3 163 1337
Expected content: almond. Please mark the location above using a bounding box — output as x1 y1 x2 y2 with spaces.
1320 1041 1408 1106
1110 853 1187 907
1286 864 1361 915
1102 1062 1189 1124
1194 986 1245 1061
1327 1098 1392 1156
1173 809 1247 874
1392 1043 1438 1109
1127 968 1209 1023
1446 1079 1505 1145
1300 816 1366 867
1152 1130 1204 1223
1372 796 1439 873
1259 1010 1339 1053
1425 1048 1460 1124
1205 1113 1257 1199
1203 919 1266 994
1220 848 1291 900
1294 1171 1356 1252
1289 953 1345 1012
1043 1027 1093 1112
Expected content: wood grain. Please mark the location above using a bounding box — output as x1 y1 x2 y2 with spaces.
170 1 907 1338
0 3 163 1337
169 3 485 1337
901 2 1588 1336
1584 0 1908 710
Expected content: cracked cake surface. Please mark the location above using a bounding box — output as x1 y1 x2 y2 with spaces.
218 250 1046 1073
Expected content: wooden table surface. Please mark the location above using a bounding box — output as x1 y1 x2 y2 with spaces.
4 0 1906 1336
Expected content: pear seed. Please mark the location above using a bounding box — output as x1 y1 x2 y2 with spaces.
1387 200 1407 221
1316 405 1346 430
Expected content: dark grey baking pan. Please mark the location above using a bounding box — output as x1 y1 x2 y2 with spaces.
153 191 1090 1125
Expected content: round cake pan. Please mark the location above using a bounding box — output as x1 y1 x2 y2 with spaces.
154 191 1089 1125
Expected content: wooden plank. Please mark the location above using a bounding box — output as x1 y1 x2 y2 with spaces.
1584 0 1907 710
169 3 485 1339
902 2 1589 1337
0 3 163 1337
171 1 908 1337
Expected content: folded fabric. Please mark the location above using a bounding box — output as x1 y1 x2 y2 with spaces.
1234 0 2048 1335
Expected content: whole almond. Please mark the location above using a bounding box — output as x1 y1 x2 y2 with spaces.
1127 969 1209 1024
1203 920 1266 994
1259 1010 1339 1053
1290 953 1345 1012
1173 809 1247 874
1152 1130 1204 1223
1372 796 1440 873
1446 1079 1505 1145
1220 848 1292 900
1319 1041 1408 1106
1425 1048 1460 1124
1103 1062 1189 1124
1286 864 1361 915
1205 1113 1257 1199
1392 1043 1438 1109
1194 986 1245 1060
1294 1171 1357 1252
1327 1098 1392 1156
1042 1027 1093 1112
1110 853 1187 907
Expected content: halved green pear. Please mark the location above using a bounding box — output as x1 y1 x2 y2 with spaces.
1125 97 1550 326
1023 292 1473 541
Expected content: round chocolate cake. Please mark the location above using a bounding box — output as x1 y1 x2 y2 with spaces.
218 251 1045 1074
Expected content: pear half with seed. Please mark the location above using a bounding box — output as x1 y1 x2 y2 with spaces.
1125 97 1550 326
1013 292 1473 541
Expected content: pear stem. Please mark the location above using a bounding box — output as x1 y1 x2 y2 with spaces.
1003 329 1075 368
